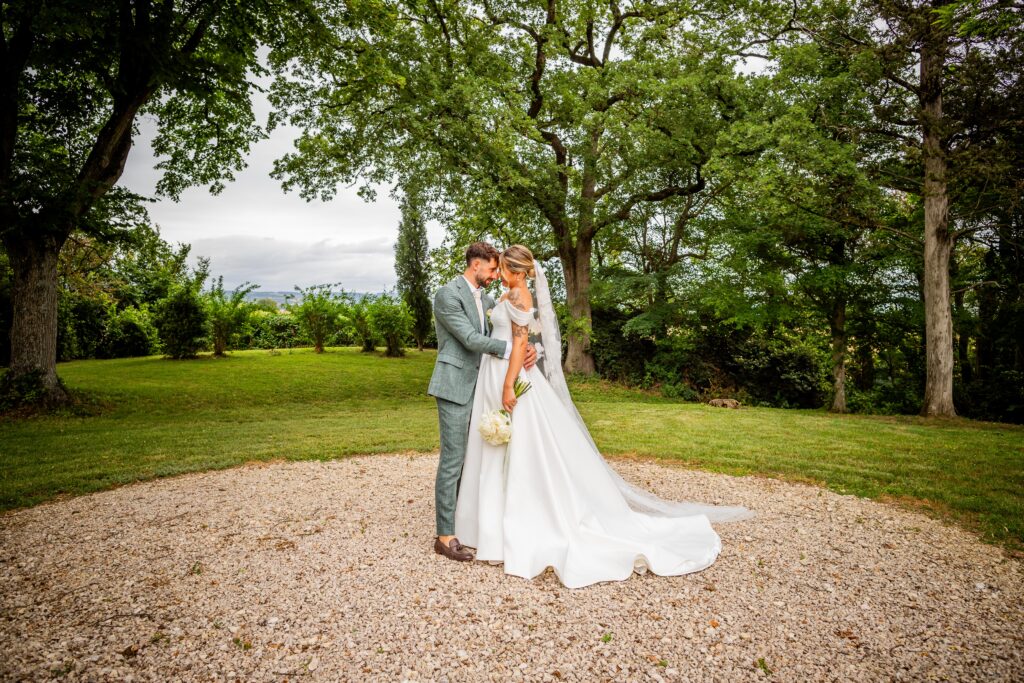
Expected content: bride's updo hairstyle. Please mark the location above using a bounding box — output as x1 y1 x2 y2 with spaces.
499 244 536 279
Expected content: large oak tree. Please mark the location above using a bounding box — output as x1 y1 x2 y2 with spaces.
271 0 783 373
0 0 317 402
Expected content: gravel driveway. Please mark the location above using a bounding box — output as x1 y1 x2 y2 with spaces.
1 454 1021 682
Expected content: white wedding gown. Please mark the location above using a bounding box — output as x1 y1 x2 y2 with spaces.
454 299 729 589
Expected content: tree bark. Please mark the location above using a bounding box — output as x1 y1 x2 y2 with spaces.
919 12 956 418
829 297 847 413
561 238 596 375
2 231 69 402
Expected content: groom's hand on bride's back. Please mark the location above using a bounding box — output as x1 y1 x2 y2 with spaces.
524 343 538 370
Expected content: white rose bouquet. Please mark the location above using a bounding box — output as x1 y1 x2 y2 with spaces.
478 377 532 446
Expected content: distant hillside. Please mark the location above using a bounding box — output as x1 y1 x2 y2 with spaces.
239 290 376 307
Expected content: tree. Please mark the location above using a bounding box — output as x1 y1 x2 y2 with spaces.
206 276 258 356
798 0 1021 416
152 273 209 361
270 0 786 373
286 284 345 353
368 291 414 357
394 195 432 350
252 298 281 313
0 0 318 403
749 37 897 413
344 297 377 353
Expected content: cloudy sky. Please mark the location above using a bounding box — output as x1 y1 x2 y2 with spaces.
120 90 444 294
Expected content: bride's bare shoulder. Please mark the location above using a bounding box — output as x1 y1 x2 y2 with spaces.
507 286 533 311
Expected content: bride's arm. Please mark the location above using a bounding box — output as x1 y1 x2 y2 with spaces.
502 289 533 412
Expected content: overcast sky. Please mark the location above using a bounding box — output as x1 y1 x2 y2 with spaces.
120 90 443 293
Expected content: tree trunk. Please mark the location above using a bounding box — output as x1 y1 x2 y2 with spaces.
919 16 956 418
561 239 596 375
213 329 226 356
3 232 69 402
829 297 847 413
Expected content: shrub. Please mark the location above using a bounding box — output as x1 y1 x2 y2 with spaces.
101 305 159 358
57 293 112 361
590 306 652 383
286 284 346 353
738 332 829 408
241 310 308 349
206 277 257 356
367 292 414 357
344 297 378 352
959 369 1024 424
252 297 280 313
660 382 699 401
152 284 209 359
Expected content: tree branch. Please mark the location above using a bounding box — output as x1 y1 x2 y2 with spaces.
596 170 706 230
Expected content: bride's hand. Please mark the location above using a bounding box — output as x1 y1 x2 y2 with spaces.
502 384 517 412
523 343 537 370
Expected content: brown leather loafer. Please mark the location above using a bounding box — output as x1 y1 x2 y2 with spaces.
434 537 473 562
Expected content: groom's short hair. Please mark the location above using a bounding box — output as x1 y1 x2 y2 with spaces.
465 241 499 265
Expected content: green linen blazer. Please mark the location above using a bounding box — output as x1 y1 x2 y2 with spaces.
427 275 508 405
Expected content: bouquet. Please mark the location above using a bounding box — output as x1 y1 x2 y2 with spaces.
478 377 532 446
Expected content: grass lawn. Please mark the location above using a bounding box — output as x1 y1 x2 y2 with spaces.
2 347 1022 552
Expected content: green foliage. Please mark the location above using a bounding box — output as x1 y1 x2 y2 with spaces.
206 277 258 356
100 306 159 359
105 225 193 310
57 293 111 362
152 283 210 360
660 382 699 401
591 300 829 409
38 225 199 363
252 298 281 313
960 370 1024 425
737 332 830 409
286 285 347 354
240 310 308 350
589 306 653 383
1 0 318 246
367 292 414 358
344 298 378 353
270 0 787 370
0 0 322 399
394 195 433 350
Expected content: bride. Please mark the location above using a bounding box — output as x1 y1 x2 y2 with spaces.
454 244 753 589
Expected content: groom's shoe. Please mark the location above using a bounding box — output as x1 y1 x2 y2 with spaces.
434 537 473 562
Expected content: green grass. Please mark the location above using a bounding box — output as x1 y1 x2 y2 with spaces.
1 348 1022 552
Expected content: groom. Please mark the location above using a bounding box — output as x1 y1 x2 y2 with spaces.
428 242 538 561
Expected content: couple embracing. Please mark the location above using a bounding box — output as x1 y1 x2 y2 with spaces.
428 242 752 589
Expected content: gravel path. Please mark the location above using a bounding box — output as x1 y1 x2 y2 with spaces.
1 454 1021 682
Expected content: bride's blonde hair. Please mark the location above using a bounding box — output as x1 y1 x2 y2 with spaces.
499 244 536 278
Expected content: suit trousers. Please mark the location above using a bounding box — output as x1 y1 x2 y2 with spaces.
435 395 474 536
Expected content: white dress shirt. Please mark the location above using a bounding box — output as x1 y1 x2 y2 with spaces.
463 275 511 360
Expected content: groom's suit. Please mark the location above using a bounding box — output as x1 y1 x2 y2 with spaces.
429 275 510 537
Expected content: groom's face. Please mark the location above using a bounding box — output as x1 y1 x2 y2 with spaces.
471 257 500 288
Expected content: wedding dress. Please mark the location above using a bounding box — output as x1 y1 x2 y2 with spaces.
453 260 753 589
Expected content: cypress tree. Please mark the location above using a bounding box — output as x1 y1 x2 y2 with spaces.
394 196 433 351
